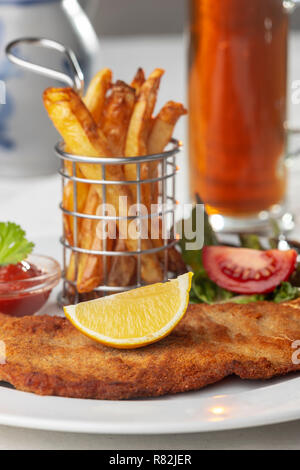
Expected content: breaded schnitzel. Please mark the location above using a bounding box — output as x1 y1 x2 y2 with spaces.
0 301 300 399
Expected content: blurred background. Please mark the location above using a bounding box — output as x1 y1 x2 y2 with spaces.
87 0 185 35
88 0 300 35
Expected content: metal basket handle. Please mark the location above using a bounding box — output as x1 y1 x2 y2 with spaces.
5 37 84 95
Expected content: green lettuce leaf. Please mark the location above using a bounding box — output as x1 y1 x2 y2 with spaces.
190 276 299 305
230 294 266 304
190 272 234 304
270 282 300 303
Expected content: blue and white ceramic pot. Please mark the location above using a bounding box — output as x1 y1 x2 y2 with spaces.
0 0 99 176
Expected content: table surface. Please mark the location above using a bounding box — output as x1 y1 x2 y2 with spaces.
1 33 300 450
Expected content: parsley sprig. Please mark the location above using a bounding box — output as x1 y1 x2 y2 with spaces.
0 222 34 266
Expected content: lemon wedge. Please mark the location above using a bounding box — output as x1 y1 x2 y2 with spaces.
64 272 193 349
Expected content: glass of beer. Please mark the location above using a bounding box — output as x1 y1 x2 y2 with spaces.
188 0 299 231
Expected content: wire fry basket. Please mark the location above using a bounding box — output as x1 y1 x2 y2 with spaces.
5 37 184 305
56 139 181 304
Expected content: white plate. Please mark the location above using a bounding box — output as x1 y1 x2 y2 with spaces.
1 236 300 434
1 373 300 434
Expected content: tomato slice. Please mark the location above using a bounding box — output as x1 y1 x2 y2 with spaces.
202 246 297 294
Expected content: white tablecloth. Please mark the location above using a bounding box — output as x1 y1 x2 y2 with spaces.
1 34 300 450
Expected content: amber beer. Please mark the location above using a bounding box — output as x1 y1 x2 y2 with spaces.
188 0 288 216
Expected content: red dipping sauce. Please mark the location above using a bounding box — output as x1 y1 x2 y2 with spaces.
0 255 61 317
0 262 42 283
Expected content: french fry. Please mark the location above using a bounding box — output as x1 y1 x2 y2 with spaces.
44 87 163 285
43 88 110 180
62 70 111 244
107 238 136 287
66 252 76 282
125 69 164 155
98 81 135 285
62 178 90 245
131 68 145 96
147 101 187 275
76 185 100 290
48 84 102 288
83 68 112 123
100 81 135 156
65 186 99 288
148 101 187 204
124 68 164 208
72 72 112 289
62 181 74 245
77 202 116 293
148 101 187 154
77 219 105 293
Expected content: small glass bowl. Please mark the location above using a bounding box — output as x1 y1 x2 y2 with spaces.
0 254 61 317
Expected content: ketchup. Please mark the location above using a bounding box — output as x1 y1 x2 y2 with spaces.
0 262 41 283
0 262 50 317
